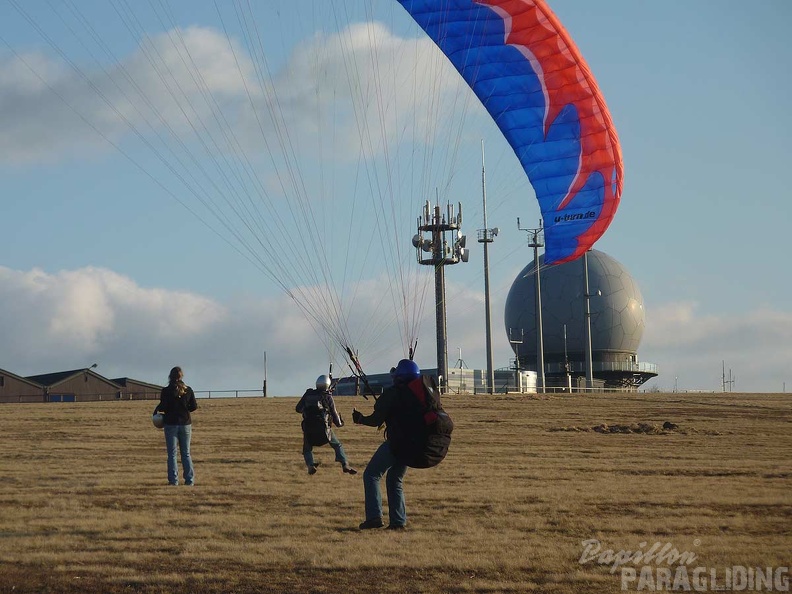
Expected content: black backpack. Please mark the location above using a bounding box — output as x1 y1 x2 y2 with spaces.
389 375 453 469
301 392 332 447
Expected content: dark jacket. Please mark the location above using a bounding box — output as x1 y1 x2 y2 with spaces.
357 382 424 446
296 389 343 428
357 379 440 467
155 383 198 426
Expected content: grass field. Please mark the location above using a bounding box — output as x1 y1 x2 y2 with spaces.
0 392 789 593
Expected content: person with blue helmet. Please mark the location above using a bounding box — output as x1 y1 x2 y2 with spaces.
352 358 421 530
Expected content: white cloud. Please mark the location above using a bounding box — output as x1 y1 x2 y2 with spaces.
0 265 224 362
0 50 65 93
2 266 789 396
0 27 254 164
0 265 439 395
0 21 472 168
251 21 472 161
641 301 792 393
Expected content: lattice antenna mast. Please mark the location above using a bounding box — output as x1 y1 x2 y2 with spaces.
413 199 468 393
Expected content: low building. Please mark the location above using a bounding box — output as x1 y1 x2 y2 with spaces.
0 368 45 403
333 367 537 396
0 367 166 403
26 368 123 402
112 378 164 400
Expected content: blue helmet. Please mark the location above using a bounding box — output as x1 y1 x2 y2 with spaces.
394 359 420 382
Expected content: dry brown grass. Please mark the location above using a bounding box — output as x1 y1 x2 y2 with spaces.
0 392 789 593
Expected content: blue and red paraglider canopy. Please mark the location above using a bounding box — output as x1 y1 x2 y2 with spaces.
398 0 623 265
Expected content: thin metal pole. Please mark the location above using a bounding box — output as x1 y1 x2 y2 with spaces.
262 351 267 397
435 263 448 391
515 341 520 392
509 328 523 393
722 361 726 392
481 141 495 394
532 230 545 392
434 204 448 391
583 251 594 390
518 219 546 392
564 323 571 391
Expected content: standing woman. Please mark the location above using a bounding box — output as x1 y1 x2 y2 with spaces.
154 366 198 486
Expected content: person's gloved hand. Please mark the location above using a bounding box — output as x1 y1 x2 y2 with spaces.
352 408 363 424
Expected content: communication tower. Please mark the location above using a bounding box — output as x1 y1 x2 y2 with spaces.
413 201 468 392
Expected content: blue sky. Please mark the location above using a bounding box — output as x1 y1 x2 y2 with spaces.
1 1 790 394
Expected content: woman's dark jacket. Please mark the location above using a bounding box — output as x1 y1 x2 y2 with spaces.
154 384 198 426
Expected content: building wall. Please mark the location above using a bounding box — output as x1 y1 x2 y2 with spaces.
46 374 122 402
334 368 538 396
0 374 44 403
119 381 162 401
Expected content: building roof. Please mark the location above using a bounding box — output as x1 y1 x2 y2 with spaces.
0 367 44 389
111 377 164 391
26 368 121 389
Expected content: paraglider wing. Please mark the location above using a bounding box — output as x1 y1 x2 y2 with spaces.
398 0 623 265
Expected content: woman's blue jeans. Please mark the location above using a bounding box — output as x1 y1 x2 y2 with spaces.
363 441 408 526
164 424 194 485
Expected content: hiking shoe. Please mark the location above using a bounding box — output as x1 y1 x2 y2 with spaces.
386 524 407 531
358 518 384 530
342 464 358 475
308 465 318 475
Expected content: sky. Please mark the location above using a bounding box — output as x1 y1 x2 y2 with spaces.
1 1 790 395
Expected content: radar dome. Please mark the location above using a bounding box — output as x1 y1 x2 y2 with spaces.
504 249 645 366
